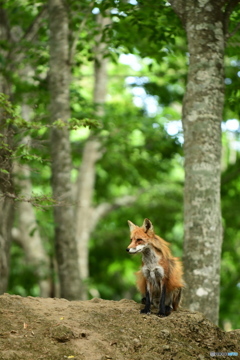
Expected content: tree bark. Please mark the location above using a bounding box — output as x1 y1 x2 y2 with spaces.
0 3 14 294
48 0 82 300
0 99 14 295
75 138 102 295
11 168 51 297
169 0 229 325
0 157 14 294
12 105 51 298
74 14 110 299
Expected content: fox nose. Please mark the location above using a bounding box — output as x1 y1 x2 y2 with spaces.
126 248 130 252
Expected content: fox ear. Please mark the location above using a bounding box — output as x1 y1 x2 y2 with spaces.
142 218 153 233
128 220 137 232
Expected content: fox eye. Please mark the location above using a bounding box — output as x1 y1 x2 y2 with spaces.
137 238 143 242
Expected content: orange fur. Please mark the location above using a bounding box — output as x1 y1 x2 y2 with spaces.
127 219 184 313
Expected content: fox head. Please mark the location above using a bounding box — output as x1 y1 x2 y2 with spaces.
126 218 155 254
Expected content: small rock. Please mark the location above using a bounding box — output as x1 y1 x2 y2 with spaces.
90 298 102 303
161 329 170 337
162 345 170 351
133 338 141 349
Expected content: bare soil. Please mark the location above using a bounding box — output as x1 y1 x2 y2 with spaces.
0 294 239 360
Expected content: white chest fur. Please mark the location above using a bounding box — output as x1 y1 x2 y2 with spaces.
141 245 164 287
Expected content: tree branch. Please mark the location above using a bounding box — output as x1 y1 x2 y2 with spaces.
69 18 87 65
226 21 240 39
69 0 95 64
9 6 47 63
91 194 137 232
21 5 47 43
0 2 12 42
90 181 182 233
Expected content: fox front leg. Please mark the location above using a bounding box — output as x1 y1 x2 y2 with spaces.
158 283 166 317
140 285 151 314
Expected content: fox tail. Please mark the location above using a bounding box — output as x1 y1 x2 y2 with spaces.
172 287 182 311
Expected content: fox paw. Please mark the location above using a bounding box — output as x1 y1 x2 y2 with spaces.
140 309 151 315
157 312 167 317
165 306 172 316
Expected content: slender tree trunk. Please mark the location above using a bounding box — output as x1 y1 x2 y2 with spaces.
48 0 82 300
12 165 51 297
11 8 51 297
93 14 110 116
0 3 14 294
0 137 14 294
75 14 110 299
169 0 229 325
12 104 51 298
75 15 138 298
0 95 14 294
75 139 102 292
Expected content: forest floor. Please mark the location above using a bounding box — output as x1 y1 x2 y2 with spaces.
0 294 239 360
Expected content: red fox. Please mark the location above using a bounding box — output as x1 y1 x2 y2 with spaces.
126 218 184 316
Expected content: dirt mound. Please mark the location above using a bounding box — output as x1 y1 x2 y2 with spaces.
0 294 239 360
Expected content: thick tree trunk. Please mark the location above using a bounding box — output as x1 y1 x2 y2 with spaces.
48 0 82 300
170 0 226 325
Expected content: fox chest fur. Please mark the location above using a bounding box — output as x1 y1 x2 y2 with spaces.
141 246 164 288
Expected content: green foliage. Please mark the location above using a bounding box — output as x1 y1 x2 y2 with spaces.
1 0 240 331
94 104 182 201
219 5 240 327
220 154 240 330
0 94 100 131
0 93 99 207
9 243 40 297
224 56 240 118
101 0 184 61
89 179 184 301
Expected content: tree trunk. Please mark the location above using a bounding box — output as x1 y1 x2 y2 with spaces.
169 0 227 325
12 165 51 297
0 96 14 294
0 161 14 294
12 104 51 298
75 14 139 299
75 138 102 299
48 0 82 300
75 14 110 299
0 3 14 294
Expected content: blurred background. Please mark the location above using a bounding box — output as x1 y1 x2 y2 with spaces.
0 0 239 331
